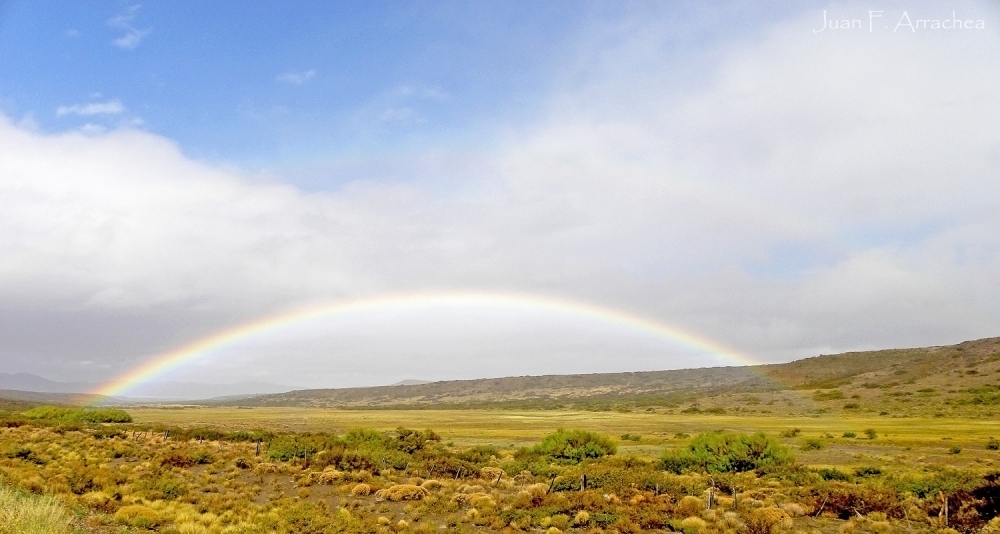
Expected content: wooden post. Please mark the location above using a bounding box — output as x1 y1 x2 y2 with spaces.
581 474 587 491
163 430 169 440
655 483 659 496
733 487 738 510
708 487 714 509
495 472 503 486
546 474 557 494
455 467 462 479
255 440 261 457
940 492 948 526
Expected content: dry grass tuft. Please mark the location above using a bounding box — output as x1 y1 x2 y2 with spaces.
375 484 428 502
350 483 372 496
0 485 73 534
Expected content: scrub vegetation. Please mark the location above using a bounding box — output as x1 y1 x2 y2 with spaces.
3 338 1000 532
3 406 1000 534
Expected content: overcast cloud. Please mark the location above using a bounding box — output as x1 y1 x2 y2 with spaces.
1 1 999 390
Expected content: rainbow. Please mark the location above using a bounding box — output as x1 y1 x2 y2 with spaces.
89 291 759 398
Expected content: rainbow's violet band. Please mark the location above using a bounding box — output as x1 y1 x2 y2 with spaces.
89 291 760 399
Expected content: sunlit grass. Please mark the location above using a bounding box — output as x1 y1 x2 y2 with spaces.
0 485 74 534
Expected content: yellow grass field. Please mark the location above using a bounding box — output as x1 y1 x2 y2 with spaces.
127 407 1000 469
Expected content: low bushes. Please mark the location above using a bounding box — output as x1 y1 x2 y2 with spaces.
22 406 131 424
661 431 793 474
532 428 617 462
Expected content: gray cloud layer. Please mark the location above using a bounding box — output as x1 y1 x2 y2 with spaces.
2 2 999 388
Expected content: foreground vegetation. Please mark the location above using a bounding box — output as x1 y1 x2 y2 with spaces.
3 406 1000 534
0 484 75 534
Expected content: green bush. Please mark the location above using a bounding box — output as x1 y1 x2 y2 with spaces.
22 406 131 424
267 437 318 461
533 428 616 462
817 467 850 481
801 438 824 451
660 431 793 474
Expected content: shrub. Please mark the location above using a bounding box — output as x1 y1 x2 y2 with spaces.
267 437 317 461
817 468 850 481
864 428 878 440
842 431 857 438
533 429 616 462
854 466 882 477
395 427 440 453
801 438 824 451
744 507 792 534
22 406 131 424
660 431 794 473
114 504 162 528
780 428 802 438
374 484 428 501
987 437 1000 450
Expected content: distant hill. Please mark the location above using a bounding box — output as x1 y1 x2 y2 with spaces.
206 337 1000 414
390 379 434 386
0 389 112 407
0 373 93 394
0 373 292 401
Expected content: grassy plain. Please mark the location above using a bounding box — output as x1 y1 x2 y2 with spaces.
4 338 1000 533
127 406 1000 469
5 404 1000 533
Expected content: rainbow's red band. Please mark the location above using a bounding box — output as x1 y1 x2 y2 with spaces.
90 291 757 399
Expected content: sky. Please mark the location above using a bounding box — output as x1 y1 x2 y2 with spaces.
1 1 999 395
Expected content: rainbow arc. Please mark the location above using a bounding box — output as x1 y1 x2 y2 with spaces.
90 291 759 399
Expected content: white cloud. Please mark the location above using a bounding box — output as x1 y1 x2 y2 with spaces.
56 100 125 117
378 107 417 123
3 0 1000 386
107 5 150 50
392 85 450 100
78 123 108 135
276 70 316 85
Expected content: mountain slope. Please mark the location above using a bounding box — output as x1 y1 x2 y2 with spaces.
210 337 1000 411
